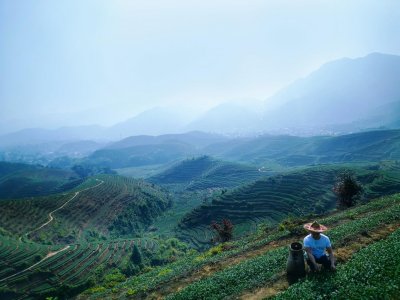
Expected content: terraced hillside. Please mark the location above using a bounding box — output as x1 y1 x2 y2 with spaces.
79 192 400 300
0 235 157 299
206 129 400 166
0 175 172 244
178 162 400 248
149 156 263 190
0 161 81 199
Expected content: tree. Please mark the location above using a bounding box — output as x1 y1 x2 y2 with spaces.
210 219 233 242
123 245 143 276
130 244 143 265
333 171 362 209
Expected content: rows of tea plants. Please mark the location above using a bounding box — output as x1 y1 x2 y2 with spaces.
149 156 262 191
273 227 400 300
16 175 173 243
0 236 57 280
0 237 157 299
83 193 400 300
178 164 400 247
0 193 70 237
185 161 262 190
178 166 339 246
165 196 400 300
57 175 171 233
150 156 218 184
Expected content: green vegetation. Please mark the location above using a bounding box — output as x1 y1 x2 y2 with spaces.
0 234 157 299
149 156 263 191
0 161 80 199
0 175 172 243
274 228 400 300
2 130 400 299
178 162 400 248
333 170 363 208
82 193 399 299
208 129 400 166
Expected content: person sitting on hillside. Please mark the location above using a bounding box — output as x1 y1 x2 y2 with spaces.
303 221 336 272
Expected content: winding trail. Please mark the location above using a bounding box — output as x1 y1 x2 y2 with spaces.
0 245 70 282
2 179 105 282
23 179 104 239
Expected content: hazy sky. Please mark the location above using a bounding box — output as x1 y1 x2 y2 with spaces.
1 0 399 131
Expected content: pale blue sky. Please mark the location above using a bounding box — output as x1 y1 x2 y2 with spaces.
1 0 399 131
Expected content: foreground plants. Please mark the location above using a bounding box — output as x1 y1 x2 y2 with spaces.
274 228 400 300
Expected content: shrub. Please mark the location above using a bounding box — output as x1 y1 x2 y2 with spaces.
333 171 363 209
210 219 233 242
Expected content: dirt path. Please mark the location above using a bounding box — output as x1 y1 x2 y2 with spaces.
23 179 104 239
0 245 70 282
3 179 105 282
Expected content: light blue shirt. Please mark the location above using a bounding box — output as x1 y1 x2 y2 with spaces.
304 233 331 259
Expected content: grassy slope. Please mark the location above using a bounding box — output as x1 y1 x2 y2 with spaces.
80 192 400 300
177 161 400 248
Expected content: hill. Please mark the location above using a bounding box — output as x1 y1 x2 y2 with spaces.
262 52 400 134
85 132 228 169
0 234 157 299
79 129 400 172
0 162 81 199
77 192 400 300
149 156 263 190
105 131 227 150
207 129 400 167
0 175 172 244
177 162 400 248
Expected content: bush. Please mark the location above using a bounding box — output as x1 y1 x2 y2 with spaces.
210 219 233 242
279 216 307 235
333 171 363 209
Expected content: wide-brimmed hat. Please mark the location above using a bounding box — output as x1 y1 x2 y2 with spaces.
303 221 328 233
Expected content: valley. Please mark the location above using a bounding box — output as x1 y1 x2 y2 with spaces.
0 129 400 299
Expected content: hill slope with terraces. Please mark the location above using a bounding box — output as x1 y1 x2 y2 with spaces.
177 161 400 248
149 156 264 190
0 175 174 299
79 191 400 300
0 175 172 244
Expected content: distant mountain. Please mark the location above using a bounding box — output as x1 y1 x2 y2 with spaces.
0 125 107 148
105 131 228 150
1 53 399 145
262 52 400 133
107 107 190 138
86 132 229 169
185 101 264 134
73 129 400 170
55 140 106 157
